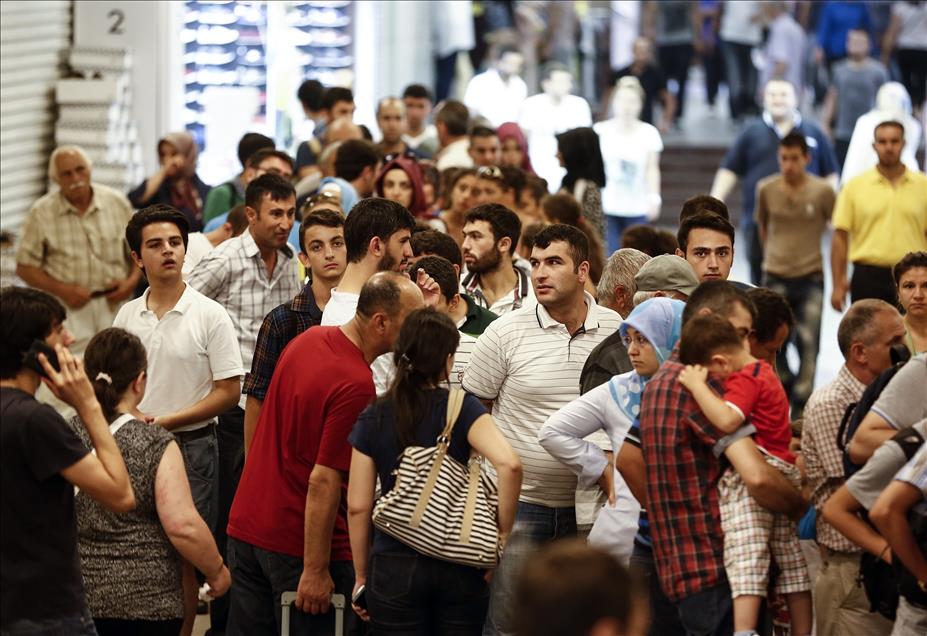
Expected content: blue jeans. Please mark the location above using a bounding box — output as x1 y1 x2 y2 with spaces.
175 425 219 533
368 550 489 635
674 584 733 636
1 608 97 636
720 40 758 120
483 502 577 636
764 272 824 416
605 215 650 255
630 543 686 636
226 538 359 636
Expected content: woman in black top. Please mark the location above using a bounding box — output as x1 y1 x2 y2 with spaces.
347 309 522 634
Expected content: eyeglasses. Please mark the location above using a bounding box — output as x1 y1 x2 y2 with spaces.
476 165 504 181
382 150 419 163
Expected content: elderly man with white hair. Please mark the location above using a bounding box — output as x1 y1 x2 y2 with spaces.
15 145 139 354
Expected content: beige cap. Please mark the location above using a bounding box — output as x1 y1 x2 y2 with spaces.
634 254 699 297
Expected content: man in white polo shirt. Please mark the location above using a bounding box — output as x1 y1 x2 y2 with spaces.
114 204 243 627
461 203 535 315
463 223 622 636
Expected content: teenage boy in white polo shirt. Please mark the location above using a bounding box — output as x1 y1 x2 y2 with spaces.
463 223 622 636
115 204 243 628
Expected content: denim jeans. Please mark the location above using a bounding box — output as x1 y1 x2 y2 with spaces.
745 224 764 287
674 584 733 636
483 502 577 636
720 40 758 120
605 215 650 255
629 543 686 636
764 272 824 416
175 425 219 533
226 537 359 636
368 551 488 635
1 608 97 636
209 407 245 634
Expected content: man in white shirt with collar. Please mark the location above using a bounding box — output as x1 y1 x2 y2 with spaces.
461 203 535 315
463 223 623 636
187 172 301 633
115 204 243 629
464 45 528 128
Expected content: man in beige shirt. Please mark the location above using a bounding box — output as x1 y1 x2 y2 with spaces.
756 132 836 416
16 145 139 354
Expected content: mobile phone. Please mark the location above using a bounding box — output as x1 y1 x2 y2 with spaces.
351 585 367 610
22 340 60 377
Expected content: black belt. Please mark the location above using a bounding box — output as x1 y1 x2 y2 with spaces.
173 422 216 442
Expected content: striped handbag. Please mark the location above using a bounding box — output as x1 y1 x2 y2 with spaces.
372 389 500 568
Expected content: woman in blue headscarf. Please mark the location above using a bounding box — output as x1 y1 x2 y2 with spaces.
538 297 685 561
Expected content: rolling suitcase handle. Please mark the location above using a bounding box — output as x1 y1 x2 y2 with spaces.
280 592 345 636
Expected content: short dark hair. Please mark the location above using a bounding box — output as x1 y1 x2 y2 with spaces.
356 272 403 319
247 148 295 172
435 100 470 137
299 208 345 254
682 280 757 327
464 203 522 256
322 86 354 112
410 229 462 269
227 204 249 236
499 166 526 202
747 287 795 344
297 79 325 111
533 223 589 271
246 173 296 212
408 255 458 303
0 287 66 379
677 212 736 253
402 83 433 102
125 204 190 255
780 132 809 155
334 139 379 181
837 298 896 358
521 221 548 253
237 132 275 167
522 174 548 204
621 224 663 257
657 230 679 255
874 119 905 138
679 194 730 224
469 125 498 140
344 198 416 263
679 313 745 365
893 251 927 287
83 328 147 421
514 540 637 636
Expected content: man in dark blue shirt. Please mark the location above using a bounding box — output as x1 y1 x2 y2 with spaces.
711 79 838 284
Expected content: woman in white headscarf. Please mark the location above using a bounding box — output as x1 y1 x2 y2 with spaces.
129 132 211 231
840 82 924 186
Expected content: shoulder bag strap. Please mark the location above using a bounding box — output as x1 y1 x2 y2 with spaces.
410 390 466 528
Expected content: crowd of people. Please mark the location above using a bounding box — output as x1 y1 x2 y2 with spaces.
2 3 927 636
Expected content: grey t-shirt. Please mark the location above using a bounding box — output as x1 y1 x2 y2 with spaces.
847 419 927 509
872 354 927 429
832 59 888 139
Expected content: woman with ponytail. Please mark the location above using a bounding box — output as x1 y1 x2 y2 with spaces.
70 328 229 636
346 308 522 633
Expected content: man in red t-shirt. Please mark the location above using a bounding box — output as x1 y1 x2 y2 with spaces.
227 272 425 636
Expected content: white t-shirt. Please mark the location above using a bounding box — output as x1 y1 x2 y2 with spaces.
519 93 593 193
182 232 215 278
462 293 622 507
594 119 663 217
719 1 762 46
373 330 477 396
464 69 528 128
435 138 474 172
113 284 244 432
320 289 359 326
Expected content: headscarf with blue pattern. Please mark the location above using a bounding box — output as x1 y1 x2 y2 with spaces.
607 297 685 422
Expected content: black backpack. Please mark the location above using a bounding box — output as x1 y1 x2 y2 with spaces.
857 426 927 620
837 344 911 478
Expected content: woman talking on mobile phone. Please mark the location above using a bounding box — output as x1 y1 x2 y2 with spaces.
346 309 522 634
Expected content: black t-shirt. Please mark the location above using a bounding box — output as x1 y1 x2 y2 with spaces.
612 64 667 125
1 387 89 625
349 390 486 555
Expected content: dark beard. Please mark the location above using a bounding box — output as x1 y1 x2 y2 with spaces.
378 251 399 272
468 248 502 275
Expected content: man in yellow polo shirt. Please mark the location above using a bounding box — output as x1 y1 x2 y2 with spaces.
831 120 927 311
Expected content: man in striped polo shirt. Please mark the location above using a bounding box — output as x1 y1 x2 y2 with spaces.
463 224 622 636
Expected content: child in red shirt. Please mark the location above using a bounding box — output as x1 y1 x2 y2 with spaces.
678 314 811 636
